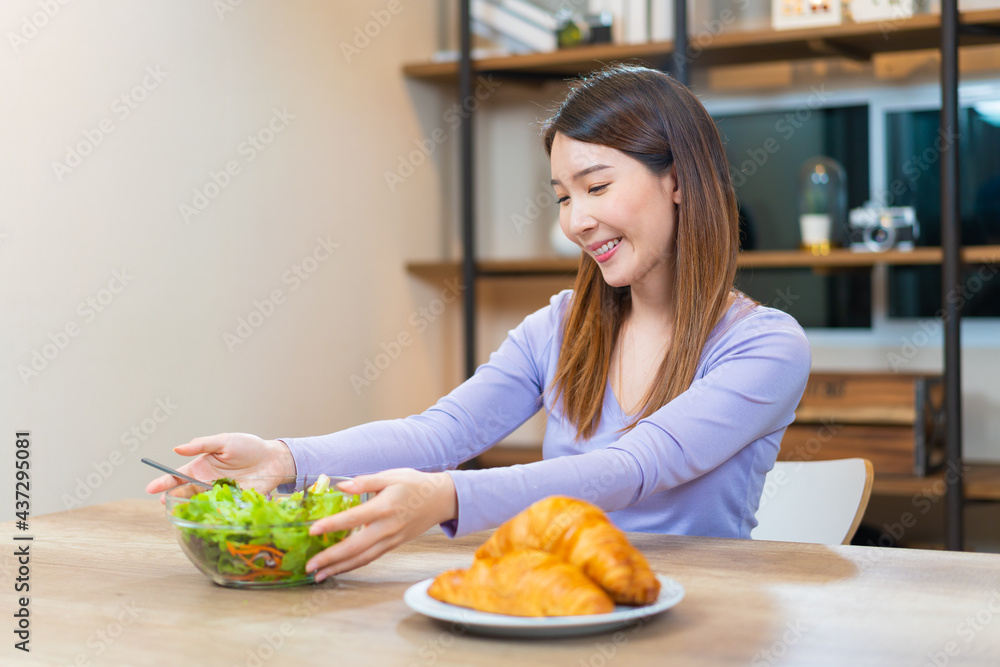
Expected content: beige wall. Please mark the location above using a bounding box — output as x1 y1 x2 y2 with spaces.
1 0 464 515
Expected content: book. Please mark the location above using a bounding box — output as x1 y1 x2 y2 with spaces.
650 0 673 42
625 0 650 44
472 0 557 53
499 0 559 32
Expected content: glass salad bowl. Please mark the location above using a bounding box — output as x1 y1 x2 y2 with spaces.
165 474 370 589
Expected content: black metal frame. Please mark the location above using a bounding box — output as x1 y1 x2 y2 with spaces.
459 0 476 379
672 0 688 86
940 0 963 551
455 1 970 549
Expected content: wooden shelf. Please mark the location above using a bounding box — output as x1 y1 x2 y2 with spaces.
403 41 671 81
407 246 1000 280
474 447 546 469
403 9 1000 81
741 246 1000 268
476 446 1000 502
873 463 1000 501
407 257 581 280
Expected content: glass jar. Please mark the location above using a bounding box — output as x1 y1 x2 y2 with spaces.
797 156 846 255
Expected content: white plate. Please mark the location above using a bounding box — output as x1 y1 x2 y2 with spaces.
403 574 684 638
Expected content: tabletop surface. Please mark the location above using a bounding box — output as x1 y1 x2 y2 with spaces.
3 498 1000 666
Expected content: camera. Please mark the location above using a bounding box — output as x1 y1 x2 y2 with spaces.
847 204 919 252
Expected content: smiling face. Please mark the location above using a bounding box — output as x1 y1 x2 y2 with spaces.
550 132 681 293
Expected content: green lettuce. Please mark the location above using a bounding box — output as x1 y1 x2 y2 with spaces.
172 479 361 585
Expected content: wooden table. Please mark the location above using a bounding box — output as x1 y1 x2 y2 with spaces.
3 499 1000 665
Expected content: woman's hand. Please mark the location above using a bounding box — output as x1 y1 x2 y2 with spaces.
305 468 458 581
144 433 296 495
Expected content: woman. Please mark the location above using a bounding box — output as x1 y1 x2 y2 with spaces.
147 64 811 582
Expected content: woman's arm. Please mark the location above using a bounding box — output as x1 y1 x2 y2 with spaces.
608 309 812 498
442 307 812 536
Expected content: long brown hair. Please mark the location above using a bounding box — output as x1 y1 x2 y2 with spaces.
543 64 739 440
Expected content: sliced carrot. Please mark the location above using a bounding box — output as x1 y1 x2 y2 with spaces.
225 541 291 574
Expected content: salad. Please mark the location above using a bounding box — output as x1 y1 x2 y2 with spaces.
170 475 361 585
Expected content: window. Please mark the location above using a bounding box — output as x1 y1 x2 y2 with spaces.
885 104 1000 318
715 105 872 327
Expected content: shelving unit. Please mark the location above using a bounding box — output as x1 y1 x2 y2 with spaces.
403 9 1000 80
407 246 1000 281
403 3 1000 550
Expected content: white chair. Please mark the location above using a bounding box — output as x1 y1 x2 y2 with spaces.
752 458 874 545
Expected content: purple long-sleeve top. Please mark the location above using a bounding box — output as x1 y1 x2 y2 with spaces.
281 290 811 539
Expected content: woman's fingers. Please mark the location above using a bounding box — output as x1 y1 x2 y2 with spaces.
143 454 217 494
146 433 287 500
173 434 228 457
308 522 406 581
309 473 401 535
306 525 380 575
302 470 459 578
144 457 209 492
306 475 412 573
144 469 205 494
336 469 403 494
309 471 402 534
309 502 372 536
143 437 226 495
312 536 401 582
145 473 179 494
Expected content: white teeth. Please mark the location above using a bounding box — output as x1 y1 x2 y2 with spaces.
597 238 620 255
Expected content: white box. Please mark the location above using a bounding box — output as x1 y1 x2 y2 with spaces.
771 0 842 30
850 0 914 23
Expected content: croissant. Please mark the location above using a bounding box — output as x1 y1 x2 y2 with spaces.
475 496 661 605
428 549 614 616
